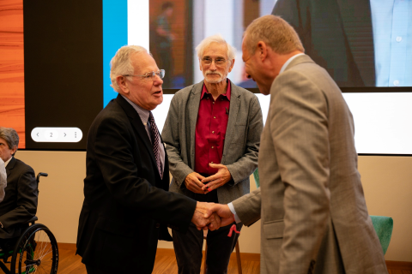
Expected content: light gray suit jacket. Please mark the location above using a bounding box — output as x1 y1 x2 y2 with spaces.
162 80 263 204
233 55 387 274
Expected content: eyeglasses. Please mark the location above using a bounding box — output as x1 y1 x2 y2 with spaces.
201 57 227 66
123 69 165 80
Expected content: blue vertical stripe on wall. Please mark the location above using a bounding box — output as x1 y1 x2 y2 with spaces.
103 0 128 107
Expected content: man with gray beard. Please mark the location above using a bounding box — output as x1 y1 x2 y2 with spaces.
162 34 263 274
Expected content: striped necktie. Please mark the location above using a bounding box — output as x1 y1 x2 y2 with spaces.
148 111 163 178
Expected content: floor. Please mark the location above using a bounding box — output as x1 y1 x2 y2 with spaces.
3 244 409 273
56 246 412 274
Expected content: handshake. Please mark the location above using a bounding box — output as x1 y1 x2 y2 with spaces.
191 202 237 230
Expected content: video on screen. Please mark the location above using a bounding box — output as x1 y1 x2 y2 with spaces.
146 0 412 89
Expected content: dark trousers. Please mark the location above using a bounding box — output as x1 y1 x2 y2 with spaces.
173 189 242 274
0 237 19 251
172 222 242 274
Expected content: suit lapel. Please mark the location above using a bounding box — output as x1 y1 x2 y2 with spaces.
115 95 158 171
5 157 16 177
221 82 240 164
187 82 202 169
336 0 375 86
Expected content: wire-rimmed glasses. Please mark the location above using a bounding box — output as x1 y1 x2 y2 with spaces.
123 69 165 80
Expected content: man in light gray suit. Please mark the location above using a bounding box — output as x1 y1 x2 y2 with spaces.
206 15 388 274
162 34 263 273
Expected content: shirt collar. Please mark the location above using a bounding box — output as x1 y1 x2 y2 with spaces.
121 95 150 125
4 156 12 167
279 53 305 74
201 79 231 100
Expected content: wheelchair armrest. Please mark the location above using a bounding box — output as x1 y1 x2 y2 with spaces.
27 216 38 224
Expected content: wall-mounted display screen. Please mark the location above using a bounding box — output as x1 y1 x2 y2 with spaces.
0 0 410 155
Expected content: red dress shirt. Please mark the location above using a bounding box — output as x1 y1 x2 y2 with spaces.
194 80 231 175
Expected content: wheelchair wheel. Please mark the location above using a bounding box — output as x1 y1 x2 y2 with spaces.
10 223 59 274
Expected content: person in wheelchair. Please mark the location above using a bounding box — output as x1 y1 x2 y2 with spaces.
0 127 38 252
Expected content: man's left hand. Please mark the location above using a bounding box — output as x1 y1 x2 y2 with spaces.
201 163 232 192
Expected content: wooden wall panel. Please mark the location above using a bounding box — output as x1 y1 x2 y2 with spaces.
0 0 25 148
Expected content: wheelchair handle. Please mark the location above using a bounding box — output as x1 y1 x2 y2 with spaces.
36 172 48 183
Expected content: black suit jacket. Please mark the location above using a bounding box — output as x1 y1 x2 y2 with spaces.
273 0 375 87
76 94 196 273
0 157 38 239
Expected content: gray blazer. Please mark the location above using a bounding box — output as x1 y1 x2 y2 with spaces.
233 55 387 274
162 80 263 204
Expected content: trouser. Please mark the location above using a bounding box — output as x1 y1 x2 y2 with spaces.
0 237 19 251
173 188 242 274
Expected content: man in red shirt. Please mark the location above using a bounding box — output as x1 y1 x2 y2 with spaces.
162 34 263 274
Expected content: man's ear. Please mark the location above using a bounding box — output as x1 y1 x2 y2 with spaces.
11 146 17 156
116 75 129 95
228 58 235 73
256 41 268 62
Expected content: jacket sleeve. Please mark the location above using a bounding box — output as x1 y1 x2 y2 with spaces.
232 187 262 226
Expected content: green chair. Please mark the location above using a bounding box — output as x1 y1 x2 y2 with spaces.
252 169 393 254
253 169 260 188
370 215 393 255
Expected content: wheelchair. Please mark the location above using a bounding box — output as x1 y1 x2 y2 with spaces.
0 173 59 274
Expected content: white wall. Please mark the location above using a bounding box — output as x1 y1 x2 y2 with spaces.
16 151 412 261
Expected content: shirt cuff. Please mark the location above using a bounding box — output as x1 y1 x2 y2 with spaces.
228 202 241 223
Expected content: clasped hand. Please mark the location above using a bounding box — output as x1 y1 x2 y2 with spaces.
184 163 232 194
191 202 237 231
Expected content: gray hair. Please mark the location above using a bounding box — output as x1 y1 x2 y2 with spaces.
0 127 19 151
195 34 236 63
244 15 304 55
110 45 149 92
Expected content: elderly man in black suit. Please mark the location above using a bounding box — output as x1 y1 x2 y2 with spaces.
0 127 38 251
76 45 218 274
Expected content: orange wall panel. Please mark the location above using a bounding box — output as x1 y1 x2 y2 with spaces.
0 0 25 148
